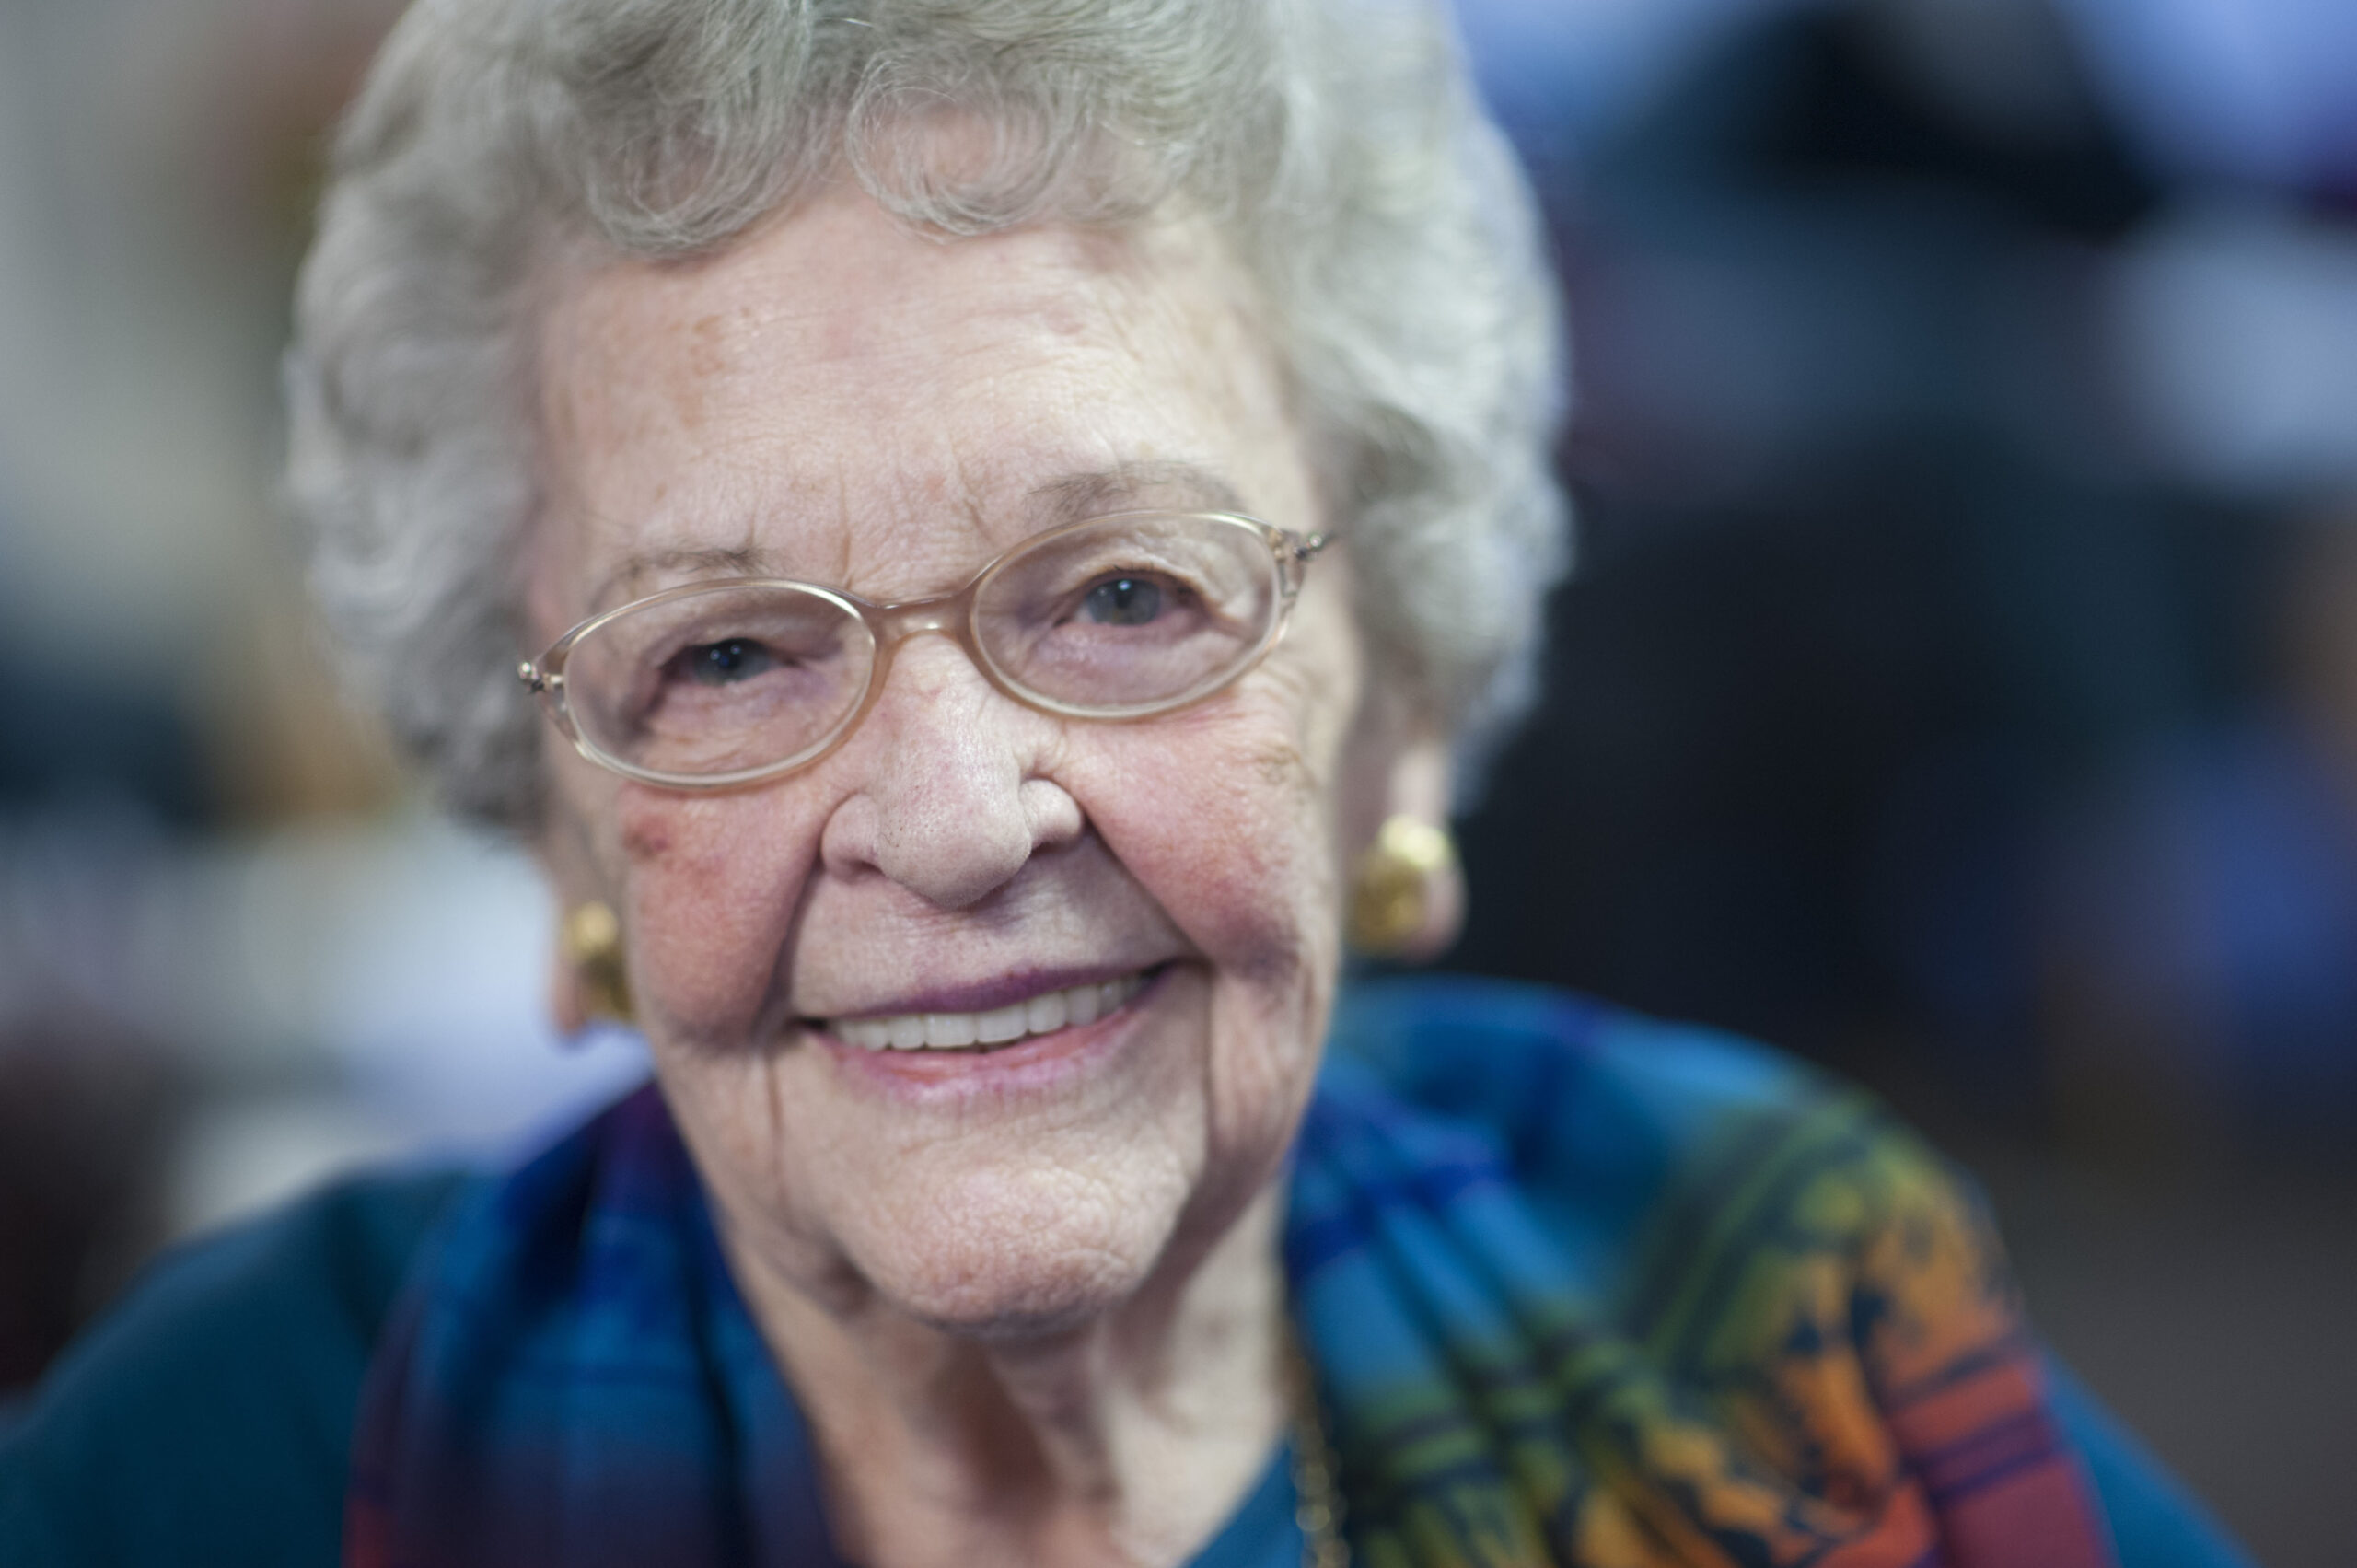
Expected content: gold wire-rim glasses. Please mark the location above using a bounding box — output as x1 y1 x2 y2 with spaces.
517 509 1331 791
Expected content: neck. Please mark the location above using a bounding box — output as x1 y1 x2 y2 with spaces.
722 1185 1293 1568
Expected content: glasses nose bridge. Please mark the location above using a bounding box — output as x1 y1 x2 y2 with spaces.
871 582 980 657
862 583 1000 694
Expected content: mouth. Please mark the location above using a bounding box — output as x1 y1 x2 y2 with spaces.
818 967 1157 1054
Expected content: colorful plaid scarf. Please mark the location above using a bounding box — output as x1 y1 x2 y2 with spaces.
347 980 2114 1567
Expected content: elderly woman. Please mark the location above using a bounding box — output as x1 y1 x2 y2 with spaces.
0 1 2250 1565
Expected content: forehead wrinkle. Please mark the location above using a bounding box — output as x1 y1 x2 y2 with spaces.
945 424 998 547
808 433 987 601
819 459 858 587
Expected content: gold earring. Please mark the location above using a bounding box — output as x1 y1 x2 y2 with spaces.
1347 816 1457 957
561 901 633 1023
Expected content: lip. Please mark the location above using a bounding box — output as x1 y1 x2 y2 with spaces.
806 962 1155 1025
809 964 1174 1097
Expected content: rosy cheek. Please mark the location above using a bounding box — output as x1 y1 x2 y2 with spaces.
1087 714 1337 973
614 791 814 1045
613 789 704 877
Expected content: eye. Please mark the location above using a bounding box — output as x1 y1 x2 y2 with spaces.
1078 575 1167 627
675 638 781 685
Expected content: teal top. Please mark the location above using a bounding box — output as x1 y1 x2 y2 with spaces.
1 1171 466 1566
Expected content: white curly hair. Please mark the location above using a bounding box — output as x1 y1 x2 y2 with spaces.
286 0 1569 829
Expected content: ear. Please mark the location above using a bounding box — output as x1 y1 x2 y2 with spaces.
1337 684 1466 963
535 807 610 1040
1376 732 1465 962
549 935 593 1038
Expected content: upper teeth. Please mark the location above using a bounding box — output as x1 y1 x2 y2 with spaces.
829 972 1147 1051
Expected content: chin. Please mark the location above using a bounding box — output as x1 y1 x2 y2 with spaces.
849 1158 1196 1341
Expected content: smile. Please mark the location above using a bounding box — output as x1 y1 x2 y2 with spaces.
825 970 1152 1052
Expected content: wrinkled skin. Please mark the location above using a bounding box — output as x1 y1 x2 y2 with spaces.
522 181 1434 1567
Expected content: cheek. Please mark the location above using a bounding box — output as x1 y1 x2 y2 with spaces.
1091 701 1348 1210
610 786 824 1044
1072 650 1359 1178
1093 589 1364 982
1096 703 1342 971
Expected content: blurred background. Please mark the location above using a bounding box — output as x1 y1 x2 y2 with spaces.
0 0 2351 1561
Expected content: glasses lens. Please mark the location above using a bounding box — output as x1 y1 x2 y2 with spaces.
971 514 1283 714
563 583 876 779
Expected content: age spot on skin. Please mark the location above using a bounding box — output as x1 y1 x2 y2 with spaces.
621 812 674 864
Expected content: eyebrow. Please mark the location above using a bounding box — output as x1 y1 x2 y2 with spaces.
1026 460 1251 522
586 459 1254 607
589 544 768 610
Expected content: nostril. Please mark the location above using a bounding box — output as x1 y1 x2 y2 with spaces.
1018 777 1086 853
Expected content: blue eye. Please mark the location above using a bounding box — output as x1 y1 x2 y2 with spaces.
682 638 779 685
1080 576 1164 626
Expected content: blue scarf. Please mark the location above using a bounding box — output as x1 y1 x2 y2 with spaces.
348 980 2114 1567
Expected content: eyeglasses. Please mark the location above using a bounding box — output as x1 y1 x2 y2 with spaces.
519 510 1330 790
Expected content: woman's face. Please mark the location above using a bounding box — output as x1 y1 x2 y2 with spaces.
526 184 1369 1334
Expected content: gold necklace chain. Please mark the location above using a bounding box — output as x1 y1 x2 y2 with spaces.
1283 1332 1350 1568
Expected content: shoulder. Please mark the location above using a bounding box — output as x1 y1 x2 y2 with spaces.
0 1167 472 1568
1332 975 2009 1318
1325 975 2254 1568
1329 975 1888 1225
1329 973 1826 1132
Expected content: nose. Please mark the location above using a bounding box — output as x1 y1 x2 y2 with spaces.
816 636 1083 909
